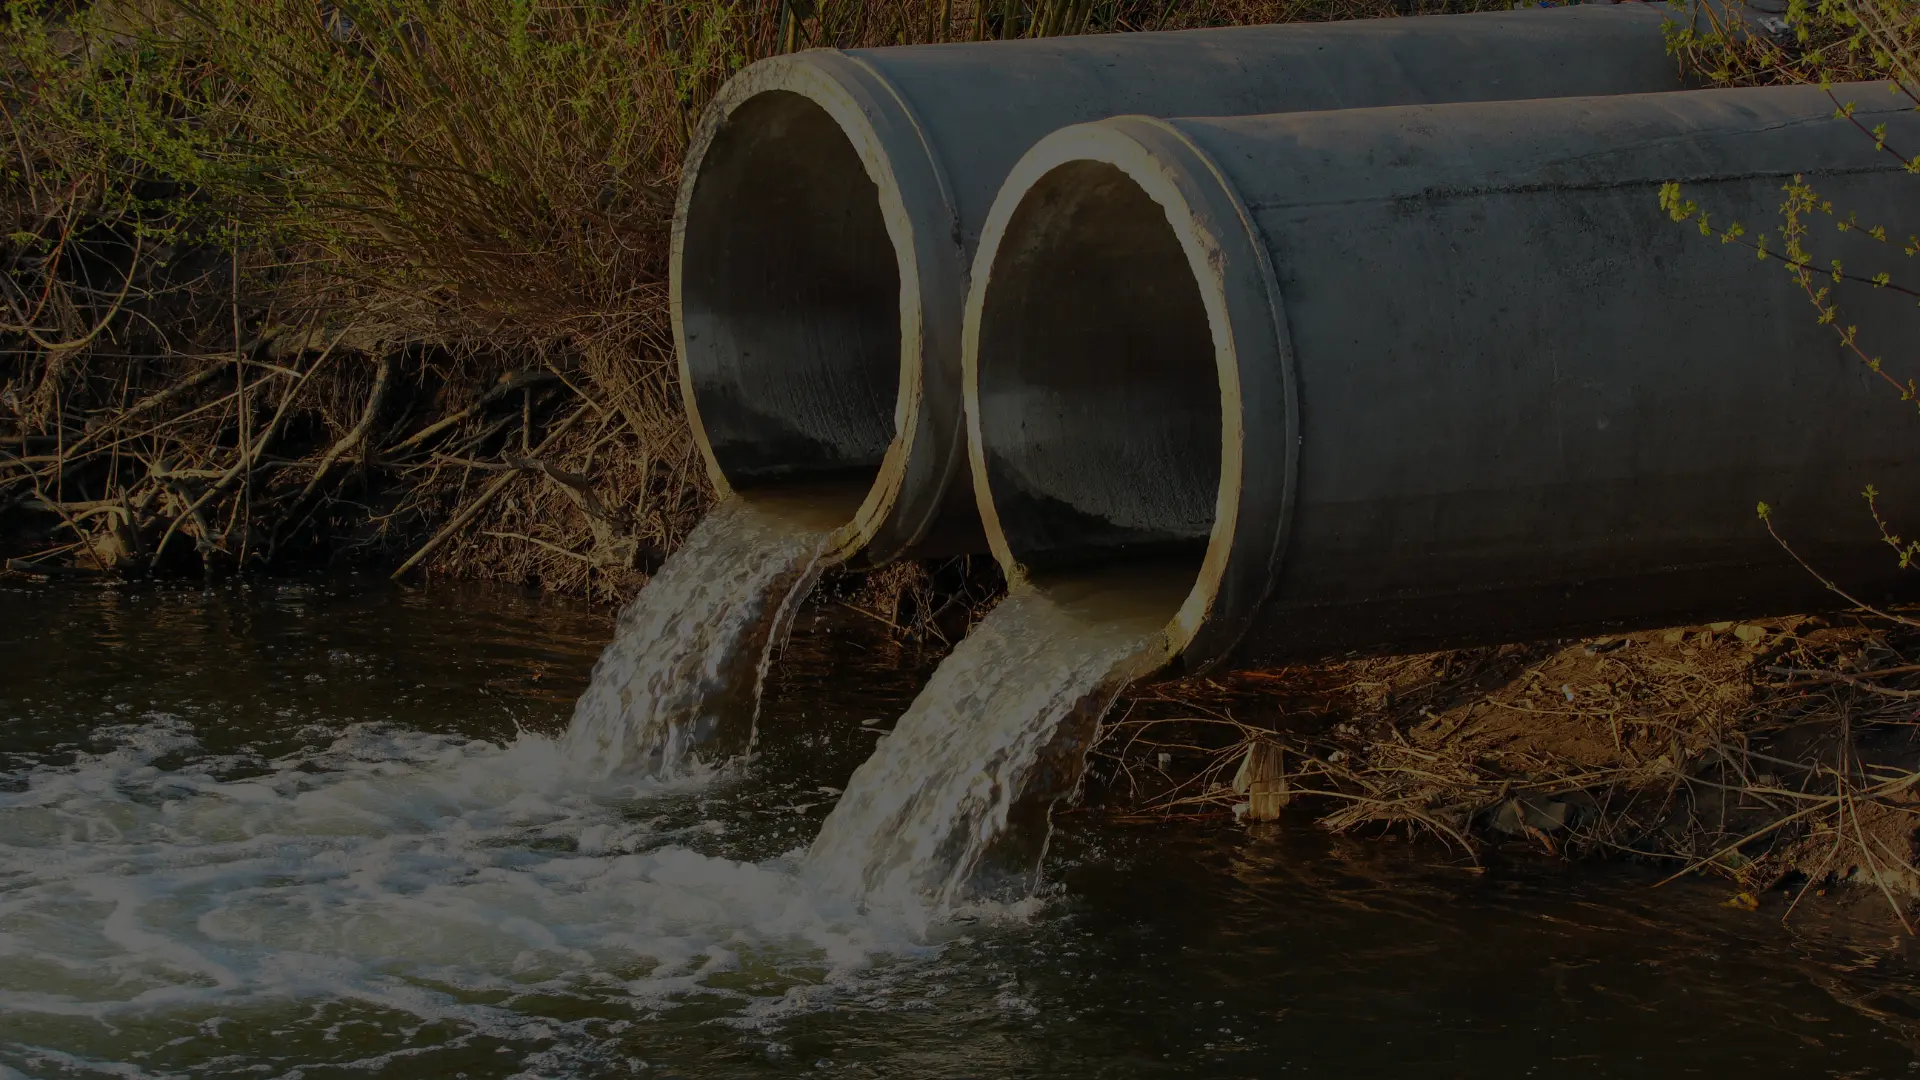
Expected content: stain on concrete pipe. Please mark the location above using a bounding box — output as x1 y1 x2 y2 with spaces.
671 6 1697 565
963 84 1920 672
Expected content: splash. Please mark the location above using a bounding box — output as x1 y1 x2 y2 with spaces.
0 716 925 1075
806 584 1170 924
0 502 1188 1070
562 498 833 777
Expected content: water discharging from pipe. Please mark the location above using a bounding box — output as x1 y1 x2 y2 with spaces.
562 498 835 777
799 154 1235 918
554 474 1174 918
558 470 1167 921
807 572 1186 920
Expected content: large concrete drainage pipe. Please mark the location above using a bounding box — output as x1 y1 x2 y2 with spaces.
672 6 1695 565
964 84 1920 672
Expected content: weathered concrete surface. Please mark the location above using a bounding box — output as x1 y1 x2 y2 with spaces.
965 83 1920 671
672 7 1694 565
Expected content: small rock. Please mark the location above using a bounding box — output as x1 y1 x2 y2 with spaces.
1490 792 1593 835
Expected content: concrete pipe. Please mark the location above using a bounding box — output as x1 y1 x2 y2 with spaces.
671 6 1697 565
963 84 1920 672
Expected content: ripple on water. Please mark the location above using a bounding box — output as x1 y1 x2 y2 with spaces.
4 581 1920 1079
0 714 950 1077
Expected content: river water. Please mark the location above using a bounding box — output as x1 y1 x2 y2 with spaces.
4 580 1920 1078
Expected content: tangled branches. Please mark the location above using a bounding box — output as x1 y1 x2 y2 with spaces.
1092 614 1920 925
5 0 1489 593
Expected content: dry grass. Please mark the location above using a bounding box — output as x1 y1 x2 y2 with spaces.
1 0 1499 599
821 555 1005 647
3 0 732 596
1090 612 1920 924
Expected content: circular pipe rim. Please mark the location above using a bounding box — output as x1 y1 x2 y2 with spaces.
671 51 965 564
961 116 1300 671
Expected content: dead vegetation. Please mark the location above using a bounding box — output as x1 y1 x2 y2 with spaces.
0 0 1503 601
1090 612 1920 925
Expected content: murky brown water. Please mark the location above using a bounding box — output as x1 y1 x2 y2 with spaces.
2 579 1919 1078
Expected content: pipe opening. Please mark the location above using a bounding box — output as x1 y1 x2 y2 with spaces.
679 90 902 519
974 160 1223 616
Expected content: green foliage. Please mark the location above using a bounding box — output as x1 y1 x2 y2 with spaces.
1663 0 1913 86
1663 0 1920 371
5 0 763 345
5 0 1453 352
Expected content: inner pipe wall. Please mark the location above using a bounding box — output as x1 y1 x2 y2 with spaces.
972 161 1221 574
672 7 1695 564
965 85 1920 671
675 90 901 515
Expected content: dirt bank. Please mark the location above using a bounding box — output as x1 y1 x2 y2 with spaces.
1087 612 1920 927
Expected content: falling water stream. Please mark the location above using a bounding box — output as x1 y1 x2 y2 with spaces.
6 575 1920 1077
805 584 1167 922
547 494 1177 923
562 499 834 777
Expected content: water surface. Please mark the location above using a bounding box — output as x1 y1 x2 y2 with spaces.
2 580 1918 1078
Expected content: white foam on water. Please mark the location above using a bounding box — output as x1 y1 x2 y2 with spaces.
805 586 1167 928
0 1047 173 1080
0 499 1171 1072
0 714 929 1074
561 499 832 778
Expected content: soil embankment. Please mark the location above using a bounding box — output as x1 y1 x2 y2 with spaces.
1092 613 1920 926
